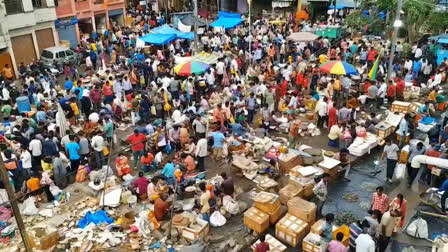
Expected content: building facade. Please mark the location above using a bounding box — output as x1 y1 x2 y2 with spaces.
0 0 59 77
55 0 126 48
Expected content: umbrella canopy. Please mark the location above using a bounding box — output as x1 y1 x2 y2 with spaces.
287 32 320 42
319 61 358 75
174 61 210 76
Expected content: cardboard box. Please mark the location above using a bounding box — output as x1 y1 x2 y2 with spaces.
302 232 321 252
244 207 270 234
279 153 302 175
269 204 283 224
303 181 316 198
311 219 325 234
253 192 281 214
182 218 210 241
287 197 317 224
279 184 303 204
275 214 309 247
252 234 287 252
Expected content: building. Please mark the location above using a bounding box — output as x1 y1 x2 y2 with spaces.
0 0 59 77
55 0 126 48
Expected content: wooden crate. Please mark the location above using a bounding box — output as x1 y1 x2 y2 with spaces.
279 153 302 176
302 233 321 252
269 204 283 224
279 184 303 204
409 102 421 114
253 192 281 214
244 207 270 234
182 218 209 241
375 122 395 138
287 197 317 224
333 225 350 247
390 101 410 113
275 214 309 247
252 234 287 252
303 181 316 199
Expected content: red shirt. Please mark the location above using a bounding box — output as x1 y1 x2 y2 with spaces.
367 50 377 61
255 242 270 252
387 85 396 98
395 79 405 94
103 85 113 96
371 192 389 214
127 133 146 151
141 153 154 165
296 72 304 86
303 78 309 88
363 82 372 94
133 177 148 194
90 89 102 103
154 198 168 221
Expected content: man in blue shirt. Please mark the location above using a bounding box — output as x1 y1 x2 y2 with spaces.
64 77 73 91
439 172 448 214
320 213 335 251
211 130 225 160
65 135 81 174
162 161 176 185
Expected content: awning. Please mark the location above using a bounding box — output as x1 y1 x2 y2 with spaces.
138 33 176 45
328 0 356 9
287 32 320 42
210 11 243 30
152 24 194 40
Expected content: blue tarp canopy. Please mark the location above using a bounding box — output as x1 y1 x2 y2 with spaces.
152 24 194 40
328 0 356 9
210 11 243 29
139 33 176 45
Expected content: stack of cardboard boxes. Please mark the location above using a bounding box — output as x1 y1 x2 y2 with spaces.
244 192 284 234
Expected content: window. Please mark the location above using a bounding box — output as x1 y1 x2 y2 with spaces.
5 0 24 15
41 50 54 59
65 50 74 56
57 51 65 58
32 0 47 8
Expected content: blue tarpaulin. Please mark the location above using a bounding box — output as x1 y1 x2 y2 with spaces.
139 33 176 45
328 0 356 9
210 11 243 29
78 210 114 228
152 24 194 40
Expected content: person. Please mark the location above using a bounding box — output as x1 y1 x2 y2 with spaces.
389 193 406 232
407 142 425 187
254 233 270 252
115 153 131 177
333 148 351 182
380 139 400 183
127 129 146 168
199 182 211 221
210 129 225 161
91 132 105 169
355 230 376 252
247 92 256 123
320 213 335 252
147 177 159 201
370 186 389 216
313 173 329 218
317 97 328 128
161 160 176 185
438 172 448 214
364 210 381 239
182 153 195 172
141 152 155 172
328 232 348 252
65 135 81 177
379 209 399 252
133 172 149 200
195 137 207 172
221 172 234 196
26 172 41 200
349 219 364 251
154 194 169 221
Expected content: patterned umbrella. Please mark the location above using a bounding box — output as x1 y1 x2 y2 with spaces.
174 60 210 76
319 60 358 75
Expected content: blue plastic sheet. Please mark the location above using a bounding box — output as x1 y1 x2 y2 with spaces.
139 33 176 45
152 24 194 40
78 210 114 229
419 117 436 125
210 11 242 29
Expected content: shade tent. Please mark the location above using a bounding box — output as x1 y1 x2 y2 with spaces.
210 11 243 29
152 24 195 40
139 33 176 45
328 0 356 9
287 32 320 42
179 15 207 27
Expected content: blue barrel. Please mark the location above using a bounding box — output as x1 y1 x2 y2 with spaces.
17 96 31 113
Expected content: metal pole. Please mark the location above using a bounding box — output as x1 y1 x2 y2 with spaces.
333 0 337 23
386 0 403 84
193 0 199 54
0 161 32 251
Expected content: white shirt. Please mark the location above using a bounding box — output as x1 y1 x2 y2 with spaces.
355 234 375 252
216 62 225 75
434 73 442 85
317 101 328 116
20 150 32 169
404 60 413 71
377 83 387 98
91 135 105 152
195 138 208 157
2 88 10 101
161 77 171 90
415 48 422 58
29 139 42 156
154 151 163 163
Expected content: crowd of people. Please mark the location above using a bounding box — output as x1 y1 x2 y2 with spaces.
0 2 447 252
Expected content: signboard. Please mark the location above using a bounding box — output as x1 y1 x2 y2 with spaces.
55 17 78 28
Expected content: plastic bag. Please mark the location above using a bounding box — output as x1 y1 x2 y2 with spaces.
22 197 38 216
210 211 227 227
406 217 428 239
394 163 406 180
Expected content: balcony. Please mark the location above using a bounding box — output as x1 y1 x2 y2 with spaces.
55 0 74 17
